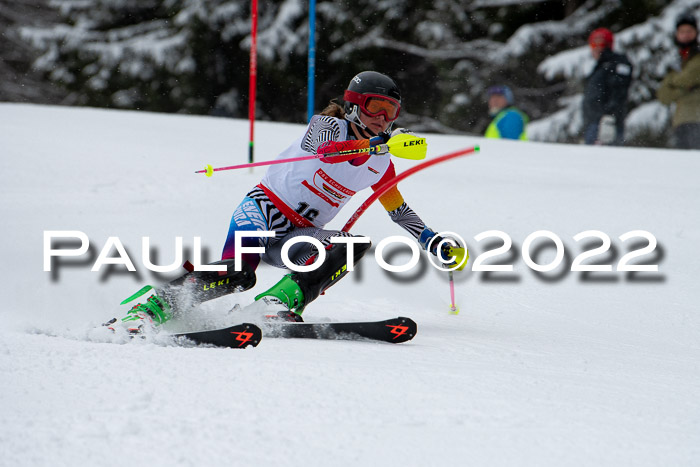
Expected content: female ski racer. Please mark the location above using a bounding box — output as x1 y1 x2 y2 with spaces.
116 71 459 330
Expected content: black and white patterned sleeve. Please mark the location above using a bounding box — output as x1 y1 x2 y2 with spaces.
301 116 342 153
388 202 426 240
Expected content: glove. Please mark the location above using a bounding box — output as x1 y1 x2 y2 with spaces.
418 227 439 253
597 115 616 145
418 227 469 270
391 127 413 137
369 135 389 155
368 128 414 155
421 227 460 257
318 140 369 163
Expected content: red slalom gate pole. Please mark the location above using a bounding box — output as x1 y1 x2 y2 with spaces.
248 0 258 168
342 145 478 317
342 146 479 232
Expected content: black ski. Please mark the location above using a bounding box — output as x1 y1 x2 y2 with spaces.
173 322 262 349
264 316 417 343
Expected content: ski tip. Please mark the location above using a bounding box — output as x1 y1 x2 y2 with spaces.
387 316 418 343
171 322 262 349
232 323 263 348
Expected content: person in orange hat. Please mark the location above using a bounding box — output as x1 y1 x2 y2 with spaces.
582 28 633 145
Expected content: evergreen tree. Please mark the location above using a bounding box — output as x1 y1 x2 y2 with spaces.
0 0 66 102
15 0 700 147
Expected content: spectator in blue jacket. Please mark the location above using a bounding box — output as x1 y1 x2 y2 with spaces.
484 85 528 140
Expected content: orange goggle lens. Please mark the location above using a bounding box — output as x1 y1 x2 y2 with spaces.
364 97 400 120
344 90 401 121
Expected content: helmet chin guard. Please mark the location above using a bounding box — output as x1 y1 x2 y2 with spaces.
344 103 367 130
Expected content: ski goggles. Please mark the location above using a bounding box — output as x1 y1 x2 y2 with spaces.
343 90 401 121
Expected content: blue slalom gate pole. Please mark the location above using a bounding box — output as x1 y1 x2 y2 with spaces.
307 0 316 122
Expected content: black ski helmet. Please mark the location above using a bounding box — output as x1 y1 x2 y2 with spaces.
343 71 401 133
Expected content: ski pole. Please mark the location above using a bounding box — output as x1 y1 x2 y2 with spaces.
448 270 459 314
196 133 428 176
196 153 331 176
445 245 469 314
441 244 468 315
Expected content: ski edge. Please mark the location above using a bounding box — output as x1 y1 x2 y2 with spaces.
264 316 418 344
172 322 262 349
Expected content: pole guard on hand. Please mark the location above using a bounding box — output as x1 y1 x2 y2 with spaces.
385 133 427 160
443 246 469 271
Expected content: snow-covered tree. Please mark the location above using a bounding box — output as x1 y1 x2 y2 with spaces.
0 0 66 102
21 0 256 114
15 0 699 147
532 0 700 146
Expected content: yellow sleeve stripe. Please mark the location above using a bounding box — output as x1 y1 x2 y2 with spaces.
378 186 405 212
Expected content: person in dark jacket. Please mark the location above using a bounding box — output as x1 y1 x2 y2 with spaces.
582 28 633 145
657 13 700 150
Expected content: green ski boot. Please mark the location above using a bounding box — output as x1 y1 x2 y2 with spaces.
254 274 305 322
107 288 173 335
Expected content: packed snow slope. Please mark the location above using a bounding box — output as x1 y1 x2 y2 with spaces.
1 103 699 467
